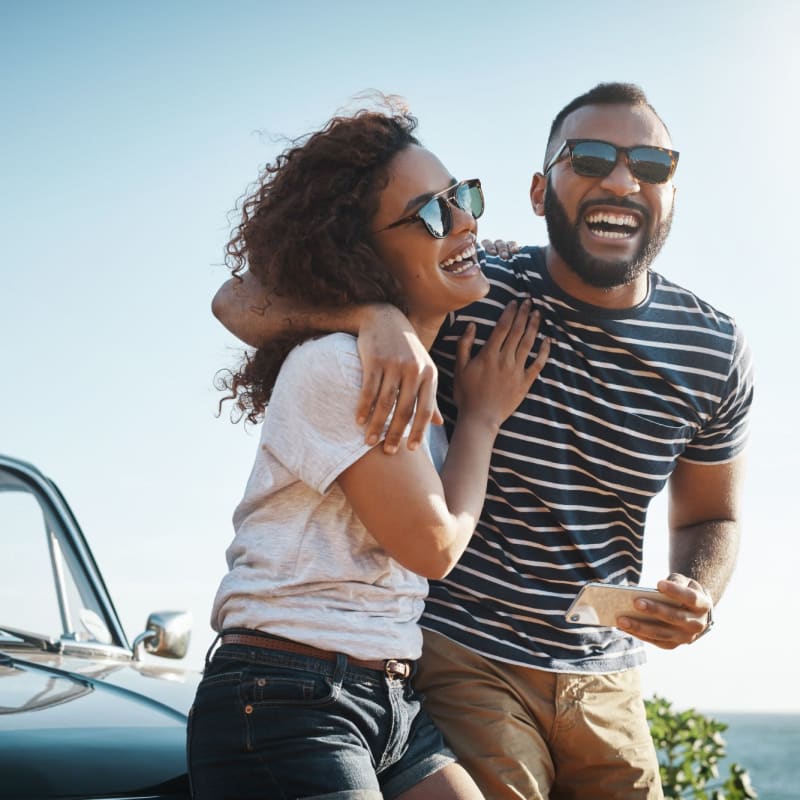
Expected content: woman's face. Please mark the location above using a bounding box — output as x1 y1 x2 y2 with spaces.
371 145 489 334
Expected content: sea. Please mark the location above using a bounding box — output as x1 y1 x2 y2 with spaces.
709 712 799 799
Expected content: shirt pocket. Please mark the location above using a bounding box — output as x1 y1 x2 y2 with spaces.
617 412 695 496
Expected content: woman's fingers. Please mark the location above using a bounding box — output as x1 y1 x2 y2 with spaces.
525 336 551 383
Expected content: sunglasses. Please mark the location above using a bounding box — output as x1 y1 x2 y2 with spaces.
544 139 679 184
375 178 484 239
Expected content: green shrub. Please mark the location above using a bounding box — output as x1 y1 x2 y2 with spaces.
645 695 758 799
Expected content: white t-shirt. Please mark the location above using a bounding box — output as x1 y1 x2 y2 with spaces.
210 333 432 660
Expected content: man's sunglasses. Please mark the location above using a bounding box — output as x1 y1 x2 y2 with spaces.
375 178 484 239
544 139 679 184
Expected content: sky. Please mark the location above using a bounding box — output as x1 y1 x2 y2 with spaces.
2 0 798 713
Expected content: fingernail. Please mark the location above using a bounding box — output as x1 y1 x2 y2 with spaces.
385 444 398 455
408 439 419 451
357 416 366 425
618 617 631 630
635 599 648 610
366 434 378 445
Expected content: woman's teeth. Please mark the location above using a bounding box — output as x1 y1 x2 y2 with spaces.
440 244 477 273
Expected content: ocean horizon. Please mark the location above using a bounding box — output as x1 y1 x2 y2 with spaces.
697 711 799 799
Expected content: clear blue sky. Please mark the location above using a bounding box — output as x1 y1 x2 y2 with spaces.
2 1 798 712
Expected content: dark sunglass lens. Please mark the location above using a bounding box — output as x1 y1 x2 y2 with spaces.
629 148 673 183
454 181 483 219
417 197 448 237
571 141 617 177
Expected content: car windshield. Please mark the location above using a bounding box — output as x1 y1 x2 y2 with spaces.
0 469 114 649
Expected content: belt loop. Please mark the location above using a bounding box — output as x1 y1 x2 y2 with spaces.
203 631 223 673
331 653 347 697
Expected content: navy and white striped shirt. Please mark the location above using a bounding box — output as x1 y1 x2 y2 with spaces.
422 246 753 673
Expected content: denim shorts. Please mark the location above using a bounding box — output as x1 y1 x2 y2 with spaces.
187 640 455 799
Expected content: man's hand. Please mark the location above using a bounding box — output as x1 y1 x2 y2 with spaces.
617 573 713 650
355 306 442 454
481 238 520 261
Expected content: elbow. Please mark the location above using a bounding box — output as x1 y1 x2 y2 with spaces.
424 551 461 580
211 284 229 324
416 528 466 580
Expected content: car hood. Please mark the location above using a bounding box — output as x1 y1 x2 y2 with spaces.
0 648 200 799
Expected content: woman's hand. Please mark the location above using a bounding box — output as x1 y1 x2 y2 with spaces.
454 300 549 430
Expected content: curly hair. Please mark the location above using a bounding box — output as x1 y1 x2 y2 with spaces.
219 100 421 423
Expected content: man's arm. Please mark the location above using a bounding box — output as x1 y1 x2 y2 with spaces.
617 455 745 649
212 272 441 452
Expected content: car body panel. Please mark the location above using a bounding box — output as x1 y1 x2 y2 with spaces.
0 455 200 799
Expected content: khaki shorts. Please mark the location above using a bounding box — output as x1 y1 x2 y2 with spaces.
416 630 663 800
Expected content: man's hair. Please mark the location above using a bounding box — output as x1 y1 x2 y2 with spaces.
544 82 670 168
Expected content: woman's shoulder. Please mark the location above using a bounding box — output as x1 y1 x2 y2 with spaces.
279 333 362 392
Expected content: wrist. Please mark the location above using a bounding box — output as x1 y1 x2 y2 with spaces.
456 408 503 437
357 303 408 334
694 588 715 640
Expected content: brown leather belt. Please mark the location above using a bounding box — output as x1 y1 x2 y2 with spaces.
220 632 412 680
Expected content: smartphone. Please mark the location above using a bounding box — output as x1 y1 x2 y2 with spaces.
564 582 682 628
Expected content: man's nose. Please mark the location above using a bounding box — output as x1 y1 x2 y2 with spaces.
599 156 640 196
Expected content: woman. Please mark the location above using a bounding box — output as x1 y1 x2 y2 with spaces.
188 101 550 799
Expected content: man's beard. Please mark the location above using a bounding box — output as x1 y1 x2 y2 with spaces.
543 177 674 290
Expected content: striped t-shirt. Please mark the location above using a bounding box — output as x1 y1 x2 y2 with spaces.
422 246 753 673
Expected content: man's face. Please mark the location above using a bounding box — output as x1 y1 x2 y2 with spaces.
541 103 676 289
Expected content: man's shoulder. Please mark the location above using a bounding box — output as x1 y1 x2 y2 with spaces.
650 271 740 334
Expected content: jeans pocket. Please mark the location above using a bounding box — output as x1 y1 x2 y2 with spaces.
241 664 339 708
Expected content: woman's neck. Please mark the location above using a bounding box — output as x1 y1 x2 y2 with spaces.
408 313 447 352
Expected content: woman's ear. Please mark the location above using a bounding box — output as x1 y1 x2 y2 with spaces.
530 172 547 217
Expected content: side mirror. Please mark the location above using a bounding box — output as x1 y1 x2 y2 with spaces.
132 611 192 661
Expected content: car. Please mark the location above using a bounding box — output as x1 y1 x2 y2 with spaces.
0 454 200 799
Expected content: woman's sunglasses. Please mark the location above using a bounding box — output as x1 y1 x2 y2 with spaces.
544 139 679 184
375 178 484 239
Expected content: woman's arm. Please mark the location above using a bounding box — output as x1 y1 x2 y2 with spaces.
337 300 550 579
212 272 440 452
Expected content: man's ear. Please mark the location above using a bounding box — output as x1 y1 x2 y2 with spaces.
530 172 547 218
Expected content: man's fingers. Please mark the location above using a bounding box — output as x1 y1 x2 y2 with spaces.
383 379 418 454
364 375 401 447
617 616 682 650
356 368 384 426
407 368 439 451
480 238 497 255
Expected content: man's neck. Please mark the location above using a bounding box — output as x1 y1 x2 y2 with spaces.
543 245 649 309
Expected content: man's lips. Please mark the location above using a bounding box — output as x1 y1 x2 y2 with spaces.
580 201 649 241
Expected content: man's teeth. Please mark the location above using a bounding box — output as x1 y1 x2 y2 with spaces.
585 211 640 239
440 245 477 273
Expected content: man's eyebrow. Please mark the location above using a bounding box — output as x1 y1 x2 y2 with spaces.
400 177 457 215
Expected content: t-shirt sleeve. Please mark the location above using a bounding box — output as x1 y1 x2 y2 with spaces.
681 323 754 464
262 334 380 493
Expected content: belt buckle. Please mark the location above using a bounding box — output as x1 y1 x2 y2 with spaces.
384 659 409 680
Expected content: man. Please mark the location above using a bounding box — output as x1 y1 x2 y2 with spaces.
212 83 753 799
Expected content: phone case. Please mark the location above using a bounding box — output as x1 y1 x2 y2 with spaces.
564 582 681 627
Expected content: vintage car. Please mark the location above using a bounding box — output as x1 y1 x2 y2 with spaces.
0 454 200 799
